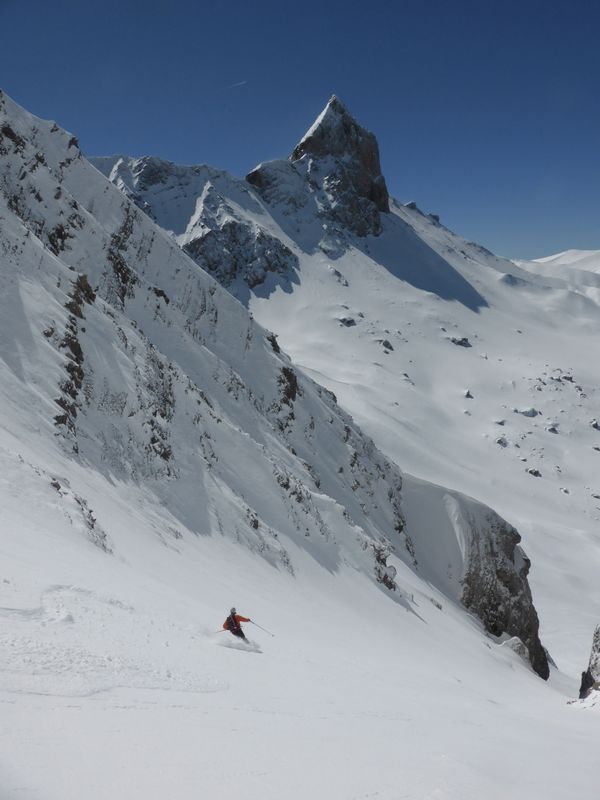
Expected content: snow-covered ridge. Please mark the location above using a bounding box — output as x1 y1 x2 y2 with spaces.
515 249 600 294
87 153 297 298
0 89 405 587
534 249 600 273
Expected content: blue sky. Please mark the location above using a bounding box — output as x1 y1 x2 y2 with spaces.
1 0 598 258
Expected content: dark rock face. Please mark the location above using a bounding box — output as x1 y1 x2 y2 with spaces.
580 669 596 698
130 156 173 191
579 625 600 698
248 96 389 238
291 95 389 213
90 157 298 296
184 219 298 290
461 512 550 679
371 541 397 591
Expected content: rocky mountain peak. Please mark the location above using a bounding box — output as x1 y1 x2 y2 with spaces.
290 95 390 216
246 95 390 238
291 95 350 159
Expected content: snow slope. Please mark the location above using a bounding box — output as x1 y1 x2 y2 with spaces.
1 446 597 799
2 91 599 798
526 248 600 274
515 248 600 297
96 97 600 677
247 172 600 677
2 467 598 800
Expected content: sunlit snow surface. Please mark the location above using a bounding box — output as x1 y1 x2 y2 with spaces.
1 92 600 799
1 460 598 800
247 207 600 675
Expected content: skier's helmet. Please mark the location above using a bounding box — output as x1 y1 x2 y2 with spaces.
230 607 236 614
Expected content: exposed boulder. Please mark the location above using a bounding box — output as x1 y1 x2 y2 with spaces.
514 407 540 418
526 468 542 478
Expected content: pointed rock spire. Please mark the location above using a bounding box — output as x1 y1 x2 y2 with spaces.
291 96 389 214
247 95 390 238
291 95 353 160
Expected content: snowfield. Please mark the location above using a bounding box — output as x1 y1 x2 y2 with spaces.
1 90 599 799
2 452 598 800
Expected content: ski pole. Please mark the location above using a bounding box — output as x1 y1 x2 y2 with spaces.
213 629 228 634
251 621 275 637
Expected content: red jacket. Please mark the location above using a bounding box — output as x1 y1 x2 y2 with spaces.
223 613 250 630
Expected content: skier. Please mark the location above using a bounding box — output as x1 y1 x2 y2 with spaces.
223 607 251 641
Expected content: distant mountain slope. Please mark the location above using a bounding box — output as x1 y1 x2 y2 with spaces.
533 249 600 273
515 249 600 295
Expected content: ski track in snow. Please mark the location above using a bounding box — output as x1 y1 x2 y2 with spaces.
0 586 228 697
216 635 263 653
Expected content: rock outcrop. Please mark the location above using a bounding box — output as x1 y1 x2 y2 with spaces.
461 511 549 679
400 481 550 679
579 625 600 698
90 156 299 293
184 219 297 289
181 183 298 290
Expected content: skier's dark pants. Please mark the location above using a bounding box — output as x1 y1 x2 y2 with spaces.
230 628 247 641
